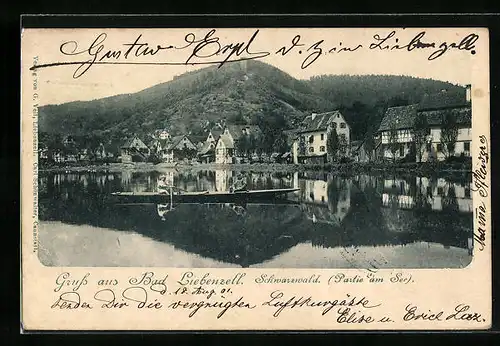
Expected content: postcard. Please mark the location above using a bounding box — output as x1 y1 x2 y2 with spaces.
20 26 491 331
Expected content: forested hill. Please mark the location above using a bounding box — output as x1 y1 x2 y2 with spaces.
38 60 334 142
39 61 466 144
307 74 465 139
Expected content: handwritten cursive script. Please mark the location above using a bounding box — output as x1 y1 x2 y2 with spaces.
403 304 485 323
29 29 480 78
262 290 381 317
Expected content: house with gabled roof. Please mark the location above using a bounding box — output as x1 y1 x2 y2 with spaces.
215 134 235 164
377 104 419 161
377 85 472 162
292 111 351 164
222 124 263 147
418 87 472 161
162 135 197 163
205 128 223 145
120 136 150 163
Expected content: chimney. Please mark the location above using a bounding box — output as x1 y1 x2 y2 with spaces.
311 112 317 120
465 84 471 103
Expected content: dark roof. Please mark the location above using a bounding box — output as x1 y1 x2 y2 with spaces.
418 90 469 111
121 136 147 149
350 140 364 151
198 142 215 155
209 129 223 140
166 135 194 150
299 111 344 133
420 107 472 127
225 125 262 140
378 104 418 132
188 135 206 144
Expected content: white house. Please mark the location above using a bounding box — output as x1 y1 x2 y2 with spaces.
292 111 351 164
377 85 472 162
377 104 419 161
215 134 235 164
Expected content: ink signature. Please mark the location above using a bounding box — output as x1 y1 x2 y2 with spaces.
28 29 480 78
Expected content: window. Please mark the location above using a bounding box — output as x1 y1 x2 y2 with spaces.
340 122 346 128
465 187 471 198
399 145 404 157
332 122 337 129
320 134 324 140
437 143 443 152
320 146 325 152
309 147 314 153
426 142 432 152
321 196 325 203
437 187 444 195
309 136 314 143
464 141 471 152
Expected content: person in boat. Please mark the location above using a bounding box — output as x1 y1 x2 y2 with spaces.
157 175 171 195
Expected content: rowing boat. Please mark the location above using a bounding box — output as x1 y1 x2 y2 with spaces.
110 188 300 204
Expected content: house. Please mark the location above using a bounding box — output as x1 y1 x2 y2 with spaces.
418 87 472 161
152 129 171 140
222 124 263 156
205 129 223 145
377 104 419 161
120 136 150 163
215 134 235 164
198 141 216 163
292 111 351 164
149 138 172 161
377 85 472 162
162 135 197 163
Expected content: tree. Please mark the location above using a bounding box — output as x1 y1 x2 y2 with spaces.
388 125 400 162
440 110 458 159
364 127 376 162
298 135 306 157
326 128 339 162
236 135 249 157
273 132 288 154
413 114 429 162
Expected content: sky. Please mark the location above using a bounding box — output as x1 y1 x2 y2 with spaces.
22 27 485 106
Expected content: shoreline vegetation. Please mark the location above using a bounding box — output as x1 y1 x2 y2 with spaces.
38 161 472 178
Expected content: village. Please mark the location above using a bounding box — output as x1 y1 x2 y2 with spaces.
38 84 472 169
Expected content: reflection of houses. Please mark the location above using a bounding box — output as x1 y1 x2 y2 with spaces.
121 136 150 163
382 178 415 209
377 85 472 162
292 111 351 164
381 176 472 214
416 177 472 213
215 170 234 192
296 174 352 225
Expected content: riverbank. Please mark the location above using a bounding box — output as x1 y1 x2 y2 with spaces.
38 161 472 178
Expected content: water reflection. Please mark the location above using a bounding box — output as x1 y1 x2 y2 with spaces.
38 169 473 268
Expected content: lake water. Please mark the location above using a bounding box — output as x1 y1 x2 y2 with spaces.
37 169 474 268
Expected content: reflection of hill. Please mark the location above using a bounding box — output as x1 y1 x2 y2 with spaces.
38 171 473 267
